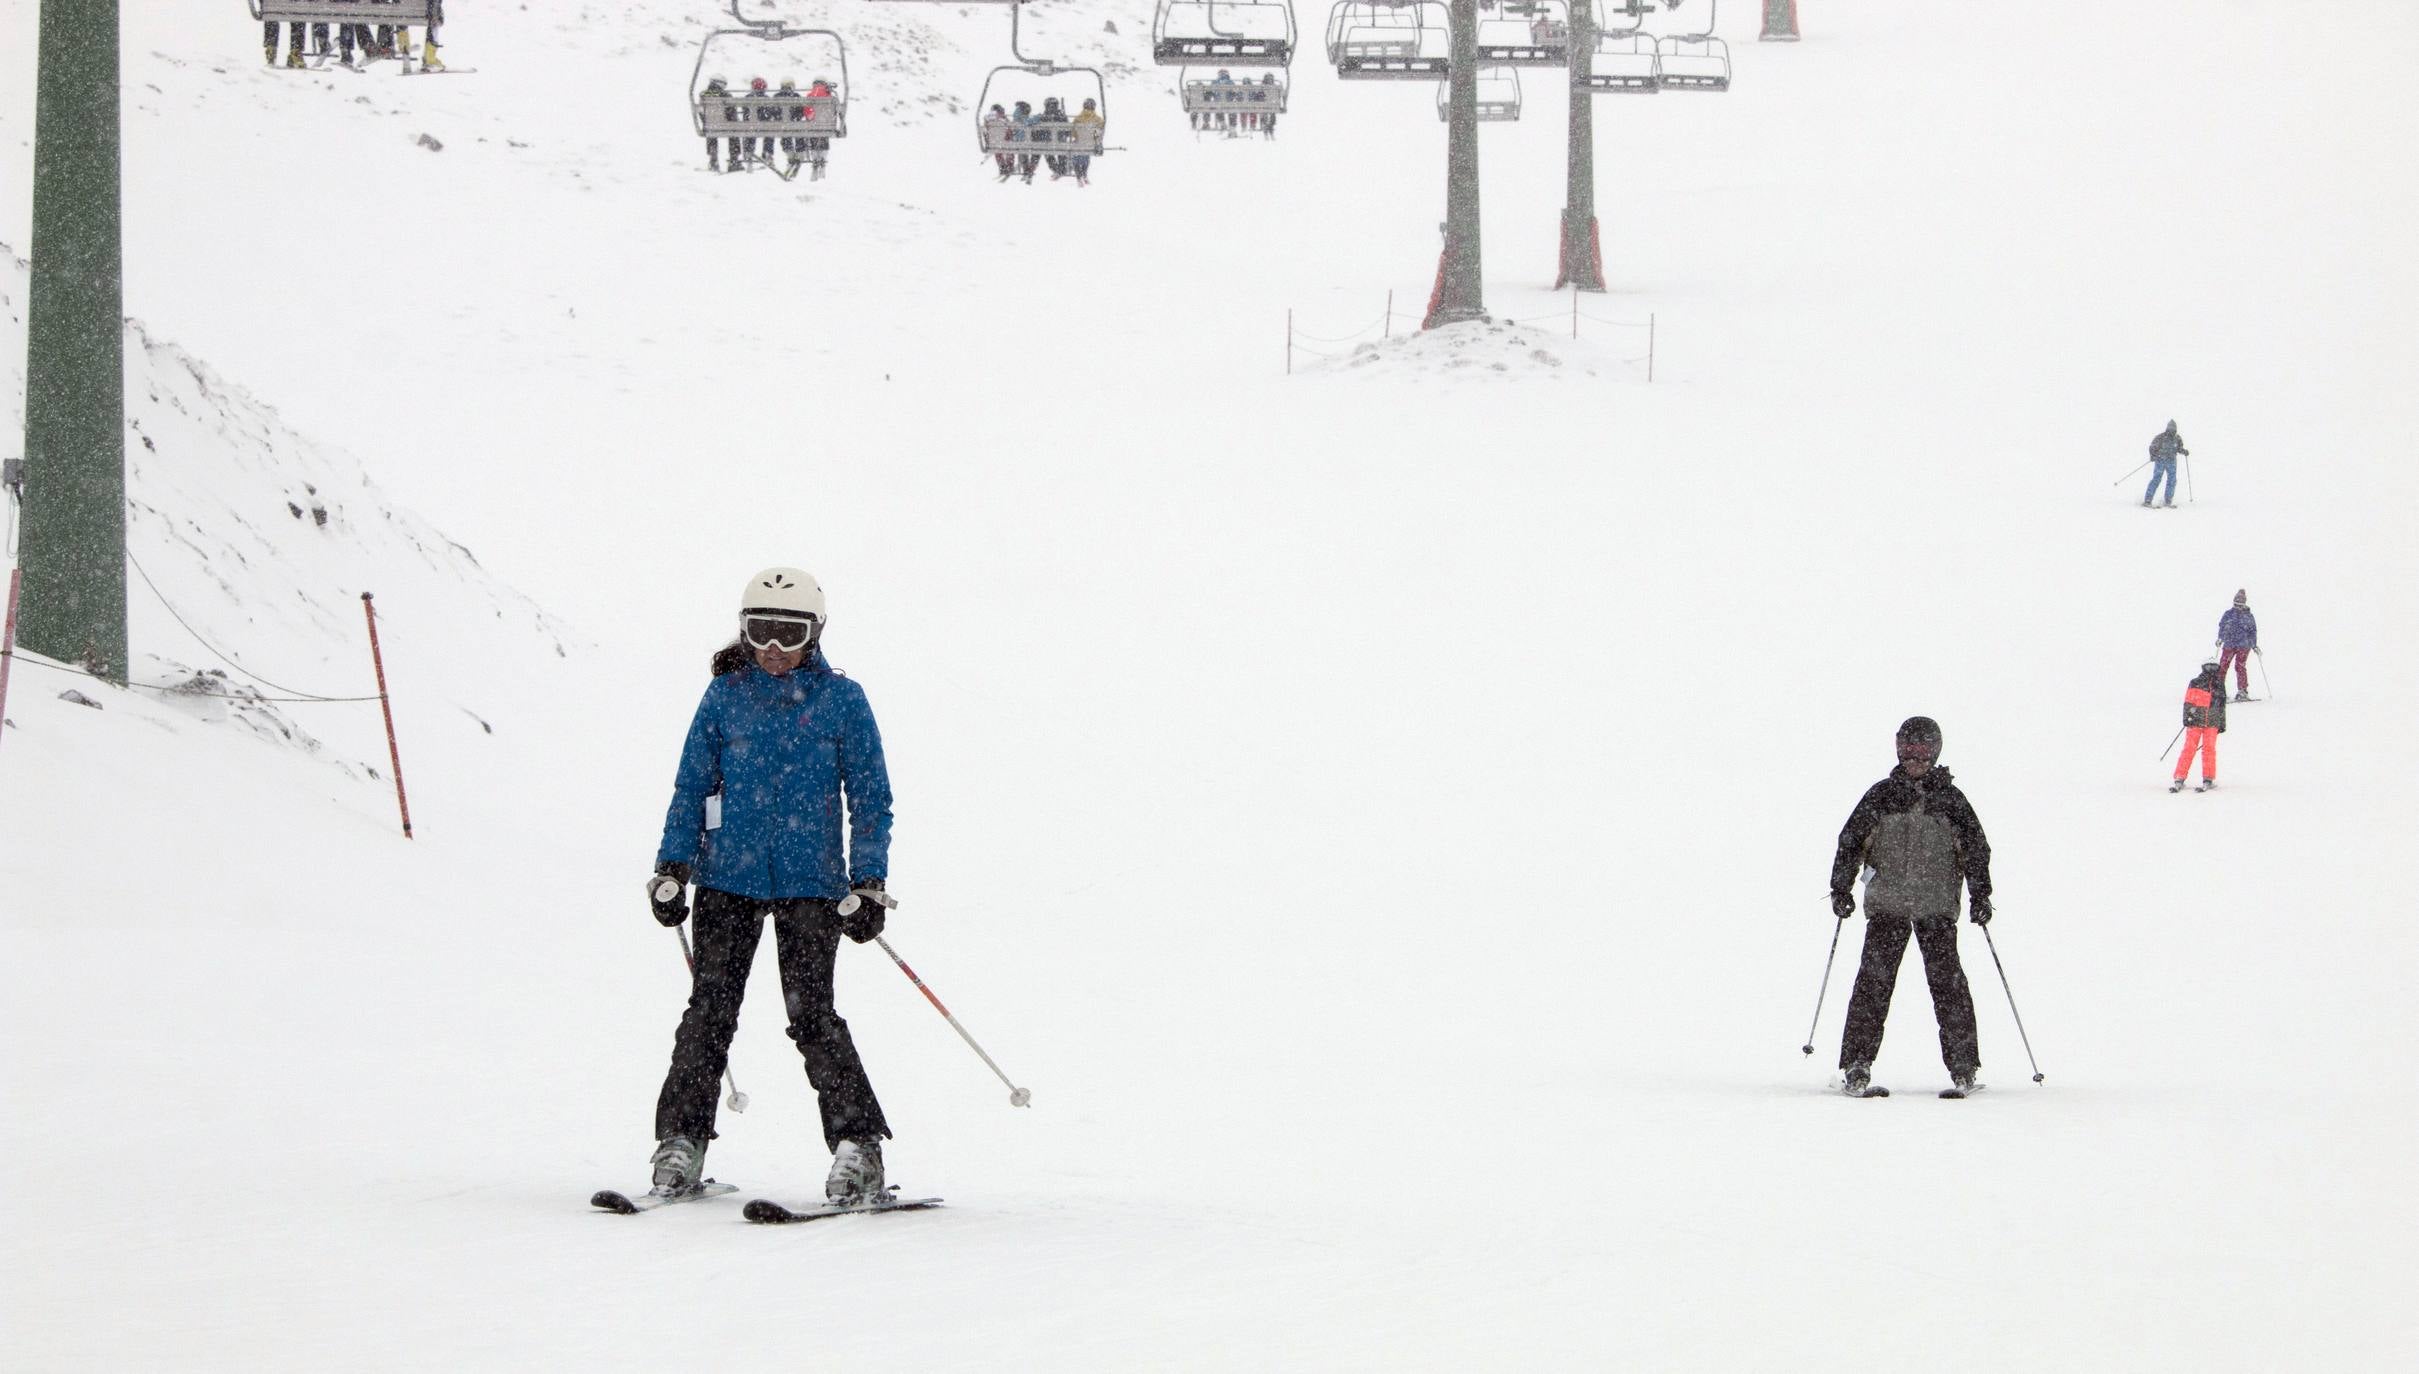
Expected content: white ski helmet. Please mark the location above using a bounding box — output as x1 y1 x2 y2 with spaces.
740 566 826 622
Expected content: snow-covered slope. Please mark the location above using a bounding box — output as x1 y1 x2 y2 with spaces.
5 1 2417 1369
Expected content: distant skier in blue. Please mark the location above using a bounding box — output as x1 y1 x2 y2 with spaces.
2215 589 2259 702
641 566 898 1207
2143 420 2189 508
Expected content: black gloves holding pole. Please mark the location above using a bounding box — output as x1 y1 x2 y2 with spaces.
648 861 692 927
646 863 893 942
839 878 895 944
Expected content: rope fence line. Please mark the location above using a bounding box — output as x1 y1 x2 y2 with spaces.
0 517 417 837
129 551 367 703
0 648 383 704
1286 288 1657 378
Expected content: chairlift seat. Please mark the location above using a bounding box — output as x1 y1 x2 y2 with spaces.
1333 37 1447 79
253 0 441 23
980 120 1108 156
1155 38 1294 67
1472 39 1569 67
1182 81 1291 115
1653 35 1731 92
698 95 845 139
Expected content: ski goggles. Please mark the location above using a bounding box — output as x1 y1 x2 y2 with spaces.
742 614 819 651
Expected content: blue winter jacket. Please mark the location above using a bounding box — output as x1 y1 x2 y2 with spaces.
656 655 893 900
2217 607 2258 649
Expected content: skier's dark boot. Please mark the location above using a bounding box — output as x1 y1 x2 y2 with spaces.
2197 778 2217 792
2169 778 2187 793
825 1139 884 1205
650 1136 705 1194
1948 1068 1980 1096
1844 1064 1883 1097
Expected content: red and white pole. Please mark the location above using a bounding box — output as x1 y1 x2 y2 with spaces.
360 592 413 839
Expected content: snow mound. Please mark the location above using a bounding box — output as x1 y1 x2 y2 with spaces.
1306 316 1633 382
3 242 571 775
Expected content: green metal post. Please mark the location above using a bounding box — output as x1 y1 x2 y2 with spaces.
19 0 128 682
1425 0 1487 328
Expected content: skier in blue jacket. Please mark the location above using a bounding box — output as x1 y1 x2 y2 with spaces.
2215 589 2258 702
642 566 898 1206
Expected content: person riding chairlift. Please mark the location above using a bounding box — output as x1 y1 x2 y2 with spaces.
1040 96 1072 180
703 75 742 172
1070 98 1103 187
800 76 837 181
742 77 772 167
1012 100 1041 183
984 104 1016 181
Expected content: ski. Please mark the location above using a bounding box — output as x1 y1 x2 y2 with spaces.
590 1181 738 1214
743 1193 944 1225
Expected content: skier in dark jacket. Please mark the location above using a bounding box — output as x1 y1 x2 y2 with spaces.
2215 590 2258 702
2143 420 2189 508
2171 658 2229 792
642 567 898 1207
1828 717 1992 1097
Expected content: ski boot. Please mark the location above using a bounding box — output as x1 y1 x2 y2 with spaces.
264 42 277 66
2140 499 2154 508
285 50 306 70
1843 1064 1885 1098
1943 1068 1981 1098
2233 691 2251 703
650 1135 706 1196
810 159 826 182
2196 778 2217 793
421 39 444 73
825 1139 884 1205
2169 778 2187 793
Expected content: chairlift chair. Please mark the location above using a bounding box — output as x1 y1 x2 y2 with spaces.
1326 1 1451 80
1181 72 1290 118
977 66 1111 159
1474 1 1571 67
1437 65 1522 121
1653 0 1732 90
252 0 442 67
1154 0 1297 68
1583 0 1662 93
689 8 850 180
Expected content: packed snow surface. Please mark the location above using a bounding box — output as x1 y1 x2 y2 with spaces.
4 1 2416 1369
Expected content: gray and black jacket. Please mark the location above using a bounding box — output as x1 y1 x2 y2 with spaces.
1830 766 1993 921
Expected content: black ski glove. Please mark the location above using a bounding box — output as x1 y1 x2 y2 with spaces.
649 861 692 927
1970 895 1993 926
838 878 894 944
1829 891 1856 920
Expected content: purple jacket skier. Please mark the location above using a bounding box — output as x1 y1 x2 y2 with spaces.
2215 590 2258 699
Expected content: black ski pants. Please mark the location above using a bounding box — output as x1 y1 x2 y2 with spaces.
654 887 890 1151
1838 917 1980 1075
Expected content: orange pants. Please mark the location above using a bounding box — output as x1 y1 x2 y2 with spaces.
2175 726 2217 781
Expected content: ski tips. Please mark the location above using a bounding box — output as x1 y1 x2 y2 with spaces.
590 1190 639 1214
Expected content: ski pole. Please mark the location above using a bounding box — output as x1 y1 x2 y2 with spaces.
2257 648 2272 701
670 922 750 1113
1801 915 1847 1056
2111 459 2152 486
2160 725 2184 760
1980 926 2045 1083
2184 452 2196 503
868 930 1031 1108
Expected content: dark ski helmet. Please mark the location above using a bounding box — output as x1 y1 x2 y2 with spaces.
1895 717 1943 765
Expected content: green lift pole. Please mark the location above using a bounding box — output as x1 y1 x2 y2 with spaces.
1426 0 1487 327
18 0 127 683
